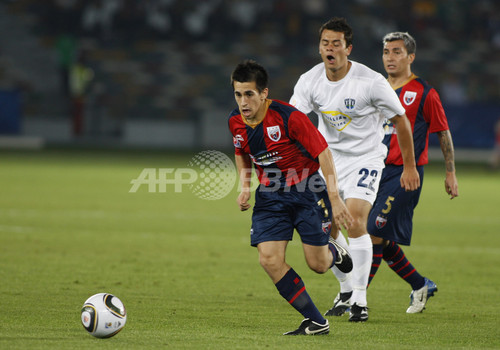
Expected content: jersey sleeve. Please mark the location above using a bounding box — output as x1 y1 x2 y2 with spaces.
234 144 245 155
288 110 328 158
289 74 314 115
371 74 406 118
423 88 449 133
228 114 246 156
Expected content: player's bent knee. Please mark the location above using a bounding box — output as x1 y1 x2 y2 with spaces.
311 264 329 274
309 264 329 274
305 258 330 274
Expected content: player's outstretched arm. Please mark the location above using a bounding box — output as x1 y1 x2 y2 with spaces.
437 129 459 199
235 153 253 211
390 114 420 191
318 148 353 230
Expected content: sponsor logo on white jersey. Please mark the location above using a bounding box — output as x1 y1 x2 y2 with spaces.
322 111 352 131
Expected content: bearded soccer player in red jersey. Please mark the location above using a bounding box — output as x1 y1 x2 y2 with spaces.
367 32 459 313
228 60 354 335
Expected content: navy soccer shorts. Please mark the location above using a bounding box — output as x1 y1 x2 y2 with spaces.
367 165 424 246
250 173 332 247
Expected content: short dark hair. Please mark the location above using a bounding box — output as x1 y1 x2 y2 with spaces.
383 32 417 55
319 17 353 47
231 60 268 92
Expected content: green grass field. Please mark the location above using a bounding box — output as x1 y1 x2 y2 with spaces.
0 148 499 349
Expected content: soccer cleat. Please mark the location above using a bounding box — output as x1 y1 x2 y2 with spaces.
349 303 369 322
324 291 352 316
329 237 353 273
283 318 329 336
406 277 438 314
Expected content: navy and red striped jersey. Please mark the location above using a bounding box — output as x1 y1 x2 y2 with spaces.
228 99 328 187
384 75 449 166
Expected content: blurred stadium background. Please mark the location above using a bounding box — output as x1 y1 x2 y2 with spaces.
0 0 499 160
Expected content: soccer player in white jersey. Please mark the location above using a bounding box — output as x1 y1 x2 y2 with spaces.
290 17 420 322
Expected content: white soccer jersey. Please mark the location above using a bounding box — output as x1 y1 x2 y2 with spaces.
290 61 405 158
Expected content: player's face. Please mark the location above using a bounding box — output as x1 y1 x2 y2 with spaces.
383 40 415 77
319 30 352 75
233 81 268 122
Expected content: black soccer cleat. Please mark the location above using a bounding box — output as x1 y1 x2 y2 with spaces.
329 237 353 273
349 303 369 322
283 318 329 336
325 291 352 316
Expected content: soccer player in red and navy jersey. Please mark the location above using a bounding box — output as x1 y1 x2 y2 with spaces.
367 32 459 313
228 60 354 335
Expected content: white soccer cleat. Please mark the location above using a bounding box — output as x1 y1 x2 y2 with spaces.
406 277 438 314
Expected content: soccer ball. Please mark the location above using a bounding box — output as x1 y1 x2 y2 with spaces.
81 293 127 338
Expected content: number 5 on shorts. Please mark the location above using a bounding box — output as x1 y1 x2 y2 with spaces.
382 196 395 214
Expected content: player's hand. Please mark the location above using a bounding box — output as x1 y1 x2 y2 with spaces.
330 195 353 231
444 172 459 199
237 190 251 211
400 167 420 191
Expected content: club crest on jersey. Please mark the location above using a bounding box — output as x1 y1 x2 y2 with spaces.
344 98 355 110
403 91 417 105
267 126 281 142
233 134 244 148
375 216 387 229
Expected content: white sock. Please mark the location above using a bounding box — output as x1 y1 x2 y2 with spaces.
334 231 349 250
330 232 352 294
348 234 373 307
